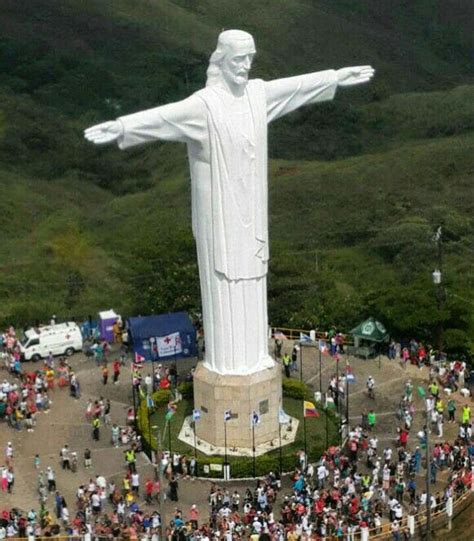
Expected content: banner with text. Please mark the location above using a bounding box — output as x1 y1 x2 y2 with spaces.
156 332 182 357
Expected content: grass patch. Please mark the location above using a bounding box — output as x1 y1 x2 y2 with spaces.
138 395 339 478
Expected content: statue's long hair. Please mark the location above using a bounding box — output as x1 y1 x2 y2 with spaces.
206 30 255 87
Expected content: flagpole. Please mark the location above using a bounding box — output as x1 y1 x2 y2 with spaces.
252 422 256 478
299 343 303 382
168 418 172 453
148 404 152 459
325 399 329 449
303 412 307 458
224 417 228 473
131 369 138 433
345 361 350 433
193 421 198 458
174 345 177 385
278 421 282 477
319 348 322 395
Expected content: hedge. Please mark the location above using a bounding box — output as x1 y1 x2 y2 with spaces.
136 380 339 478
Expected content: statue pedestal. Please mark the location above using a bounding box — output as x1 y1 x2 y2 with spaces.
193 362 282 450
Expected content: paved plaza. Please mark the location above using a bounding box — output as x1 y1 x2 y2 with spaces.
1 342 471 529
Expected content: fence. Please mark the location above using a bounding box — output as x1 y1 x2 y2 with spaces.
272 326 355 345
344 488 473 541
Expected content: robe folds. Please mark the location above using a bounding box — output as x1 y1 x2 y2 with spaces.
118 70 338 374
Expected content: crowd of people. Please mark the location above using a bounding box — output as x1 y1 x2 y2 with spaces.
0 322 472 540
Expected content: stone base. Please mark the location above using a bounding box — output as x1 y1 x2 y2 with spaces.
193 362 282 449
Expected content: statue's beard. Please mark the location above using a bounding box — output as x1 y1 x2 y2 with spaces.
223 69 249 87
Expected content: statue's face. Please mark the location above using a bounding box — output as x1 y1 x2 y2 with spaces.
221 40 256 88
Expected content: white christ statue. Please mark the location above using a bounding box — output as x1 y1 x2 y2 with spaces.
85 30 374 376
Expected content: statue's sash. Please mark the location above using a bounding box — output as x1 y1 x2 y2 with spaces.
195 80 268 280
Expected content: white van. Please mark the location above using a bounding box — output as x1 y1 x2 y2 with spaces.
20 322 83 361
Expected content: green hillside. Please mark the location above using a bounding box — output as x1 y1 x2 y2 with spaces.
0 1 472 355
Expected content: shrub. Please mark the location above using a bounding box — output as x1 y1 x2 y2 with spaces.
178 381 194 399
282 379 313 400
152 389 173 406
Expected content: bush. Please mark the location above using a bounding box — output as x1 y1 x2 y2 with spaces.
152 389 173 406
178 381 194 399
282 379 313 400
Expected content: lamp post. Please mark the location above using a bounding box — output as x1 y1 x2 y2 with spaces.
425 400 432 541
432 225 444 356
151 425 164 535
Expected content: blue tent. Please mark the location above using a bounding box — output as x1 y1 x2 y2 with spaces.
127 312 197 362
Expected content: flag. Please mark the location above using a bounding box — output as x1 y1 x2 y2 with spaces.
346 366 355 384
165 402 177 421
192 409 201 422
299 332 312 343
273 331 287 340
278 407 291 424
251 410 261 427
304 401 320 418
319 340 329 355
156 332 182 357
417 386 426 398
224 409 232 422
134 352 146 364
146 395 154 409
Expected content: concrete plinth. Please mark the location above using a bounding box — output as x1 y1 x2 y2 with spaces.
193 362 282 449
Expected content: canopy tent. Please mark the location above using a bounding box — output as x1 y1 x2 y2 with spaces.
350 317 389 343
127 311 197 362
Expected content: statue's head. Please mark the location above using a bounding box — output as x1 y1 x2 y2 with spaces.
206 30 256 89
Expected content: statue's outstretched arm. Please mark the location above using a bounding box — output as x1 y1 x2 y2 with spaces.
84 120 124 145
336 66 375 87
85 97 205 150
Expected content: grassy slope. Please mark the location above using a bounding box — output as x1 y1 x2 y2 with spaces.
0 1 472 349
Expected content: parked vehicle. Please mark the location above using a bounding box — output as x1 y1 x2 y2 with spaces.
19 322 83 361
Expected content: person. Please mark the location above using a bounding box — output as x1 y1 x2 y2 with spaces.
189 504 199 529
282 353 291 378
84 448 92 469
70 452 78 473
368 409 376 431
60 445 70 470
291 345 299 373
447 398 456 422
125 447 137 473
111 424 120 448
145 478 154 504
104 399 111 425
275 338 282 359
113 359 121 384
46 467 56 492
92 417 100 441
462 405 471 425
367 376 375 399
84 29 374 376
169 476 179 501
102 365 109 385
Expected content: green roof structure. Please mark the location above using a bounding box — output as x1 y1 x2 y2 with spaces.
349 317 389 343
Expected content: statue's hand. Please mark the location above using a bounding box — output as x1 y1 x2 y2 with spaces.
336 66 375 87
84 120 123 145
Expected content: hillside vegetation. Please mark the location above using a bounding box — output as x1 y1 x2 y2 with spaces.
0 0 472 354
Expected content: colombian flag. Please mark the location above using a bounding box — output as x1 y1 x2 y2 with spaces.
304 401 320 418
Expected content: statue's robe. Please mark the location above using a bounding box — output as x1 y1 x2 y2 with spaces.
117 70 337 374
